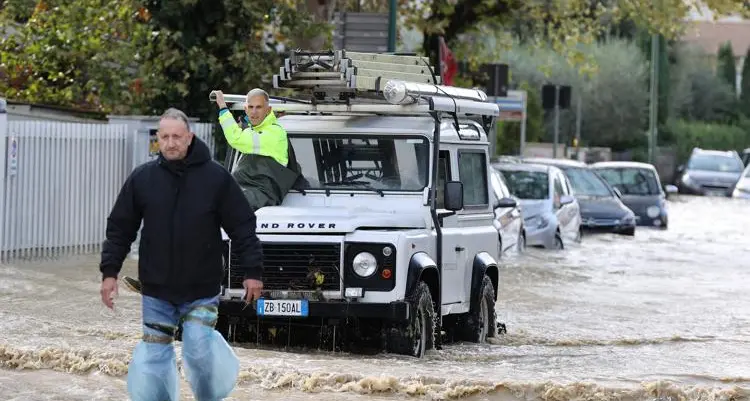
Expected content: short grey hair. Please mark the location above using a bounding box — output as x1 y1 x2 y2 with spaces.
160 107 191 131
246 88 270 105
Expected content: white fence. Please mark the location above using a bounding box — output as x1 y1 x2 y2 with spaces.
0 108 217 262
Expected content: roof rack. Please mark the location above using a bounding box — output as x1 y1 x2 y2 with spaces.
209 49 499 118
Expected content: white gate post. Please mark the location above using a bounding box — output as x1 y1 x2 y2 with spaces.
0 98 7 258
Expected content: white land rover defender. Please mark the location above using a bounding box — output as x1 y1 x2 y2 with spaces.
214 50 503 357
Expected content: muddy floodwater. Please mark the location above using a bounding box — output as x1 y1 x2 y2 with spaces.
1 195 749 401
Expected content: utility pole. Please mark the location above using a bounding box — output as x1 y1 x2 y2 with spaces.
542 84 571 159
648 33 659 165
575 95 582 160
387 0 397 52
553 86 560 158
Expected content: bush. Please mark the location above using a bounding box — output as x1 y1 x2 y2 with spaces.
669 43 740 124
662 119 750 164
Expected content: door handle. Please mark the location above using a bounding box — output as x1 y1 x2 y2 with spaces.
455 246 465 252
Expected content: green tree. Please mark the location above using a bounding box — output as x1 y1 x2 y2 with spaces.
493 39 649 151
0 0 150 113
400 0 748 72
740 46 750 117
670 43 739 124
717 41 737 95
134 0 329 120
0 0 38 22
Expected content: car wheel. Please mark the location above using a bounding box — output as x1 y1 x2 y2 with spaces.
517 232 526 253
460 276 497 343
387 281 435 358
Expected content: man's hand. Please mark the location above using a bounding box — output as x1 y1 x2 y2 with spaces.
100 277 118 309
211 90 227 110
243 278 263 303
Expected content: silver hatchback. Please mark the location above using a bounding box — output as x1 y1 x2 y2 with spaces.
493 163 582 250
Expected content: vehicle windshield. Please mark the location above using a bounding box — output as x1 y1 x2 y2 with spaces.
595 167 661 196
289 134 429 192
687 154 743 173
563 167 613 197
498 170 549 200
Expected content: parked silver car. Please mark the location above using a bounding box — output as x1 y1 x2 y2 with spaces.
489 168 525 255
493 163 582 250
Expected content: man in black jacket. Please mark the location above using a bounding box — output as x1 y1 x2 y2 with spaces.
99 107 262 401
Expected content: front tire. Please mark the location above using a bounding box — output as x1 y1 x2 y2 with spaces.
387 281 435 358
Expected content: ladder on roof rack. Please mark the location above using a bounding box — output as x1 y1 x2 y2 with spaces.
208 49 500 118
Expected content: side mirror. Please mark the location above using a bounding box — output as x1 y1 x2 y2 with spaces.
560 195 575 206
613 187 622 198
664 184 678 195
444 181 464 211
494 197 517 209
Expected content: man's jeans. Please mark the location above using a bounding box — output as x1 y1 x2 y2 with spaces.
127 295 240 401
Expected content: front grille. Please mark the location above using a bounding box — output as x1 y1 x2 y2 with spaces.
225 243 341 291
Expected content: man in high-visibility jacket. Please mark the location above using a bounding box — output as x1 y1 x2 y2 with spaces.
213 88 301 210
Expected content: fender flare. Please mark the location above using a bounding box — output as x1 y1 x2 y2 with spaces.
470 252 499 311
405 252 439 302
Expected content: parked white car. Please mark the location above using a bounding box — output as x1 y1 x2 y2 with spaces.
732 163 750 199
489 168 525 255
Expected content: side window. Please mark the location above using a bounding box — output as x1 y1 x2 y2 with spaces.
561 173 572 195
553 174 564 200
458 151 489 207
490 171 503 202
436 150 451 209
498 173 512 198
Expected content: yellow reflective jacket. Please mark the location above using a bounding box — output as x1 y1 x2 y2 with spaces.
218 109 289 167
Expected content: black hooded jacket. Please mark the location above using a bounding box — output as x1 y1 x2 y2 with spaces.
99 136 262 303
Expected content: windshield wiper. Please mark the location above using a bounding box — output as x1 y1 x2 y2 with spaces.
323 181 384 197
323 181 370 186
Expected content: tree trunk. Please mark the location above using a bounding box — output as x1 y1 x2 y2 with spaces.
293 0 337 51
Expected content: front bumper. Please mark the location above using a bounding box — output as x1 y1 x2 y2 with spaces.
679 182 732 196
580 217 635 234
635 214 667 228
219 299 410 321
525 223 557 248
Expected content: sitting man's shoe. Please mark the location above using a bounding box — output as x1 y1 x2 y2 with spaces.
122 275 142 294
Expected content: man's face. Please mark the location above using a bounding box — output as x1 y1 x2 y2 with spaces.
245 95 271 126
157 118 193 161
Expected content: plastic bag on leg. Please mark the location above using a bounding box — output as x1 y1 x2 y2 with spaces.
127 341 180 401
182 323 240 401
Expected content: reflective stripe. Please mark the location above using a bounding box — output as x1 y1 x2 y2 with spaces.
232 152 241 173
252 131 261 155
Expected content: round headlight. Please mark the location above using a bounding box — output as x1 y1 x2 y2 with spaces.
352 252 378 277
646 206 661 218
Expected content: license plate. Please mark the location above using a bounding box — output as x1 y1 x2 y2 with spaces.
706 190 725 197
256 298 309 317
